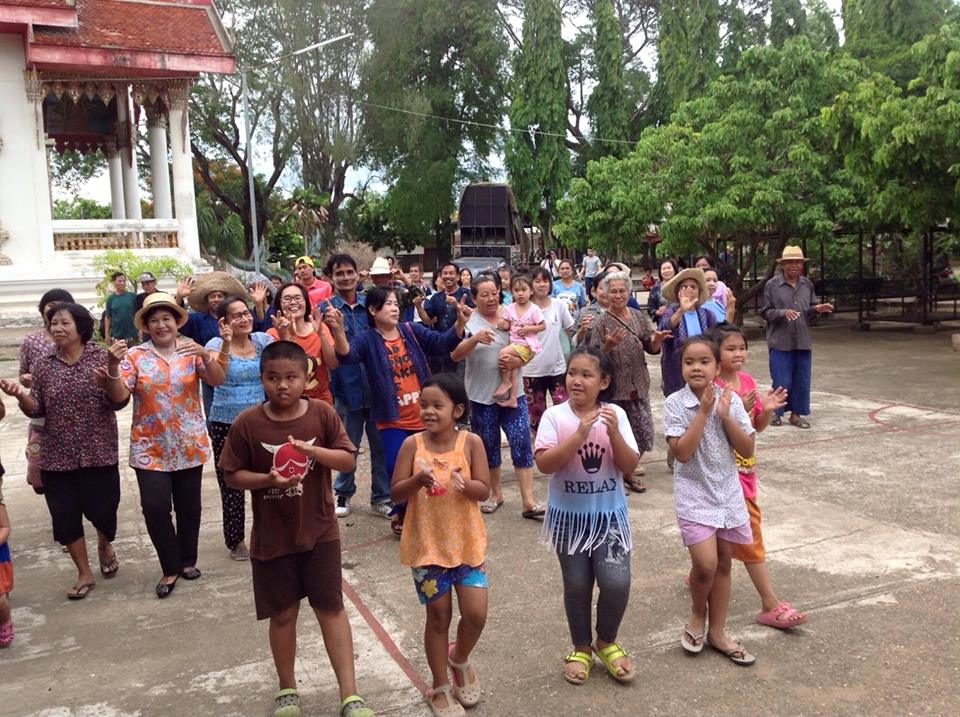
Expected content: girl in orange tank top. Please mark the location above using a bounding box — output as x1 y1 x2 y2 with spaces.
391 374 491 716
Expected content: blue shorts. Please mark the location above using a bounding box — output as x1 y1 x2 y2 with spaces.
412 563 488 605
470 398 534 470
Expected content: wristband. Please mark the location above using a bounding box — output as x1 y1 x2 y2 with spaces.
107 371 121 380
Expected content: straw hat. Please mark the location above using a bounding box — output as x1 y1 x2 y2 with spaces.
134 292 188 331
187 271 247 311
777 245 811 263
369 257 392 276
661 268 711 305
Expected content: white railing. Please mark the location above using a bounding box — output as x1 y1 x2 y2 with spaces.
52 219 180 251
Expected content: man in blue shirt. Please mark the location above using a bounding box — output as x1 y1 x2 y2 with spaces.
320 253 390 519
417 261 475 373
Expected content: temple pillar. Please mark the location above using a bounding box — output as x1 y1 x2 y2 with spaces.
104 137 125 220
21 68 54 265
116 84 142 220
145 104 173 219
167 81 200 260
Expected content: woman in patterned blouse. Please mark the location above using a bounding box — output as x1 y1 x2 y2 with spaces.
103 293 225 599
18 289 74 494
1 303 128 600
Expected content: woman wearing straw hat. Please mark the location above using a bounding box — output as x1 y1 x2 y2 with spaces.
760 246 833 428
657 268 719 397
103 293 226 598
177 271 246 416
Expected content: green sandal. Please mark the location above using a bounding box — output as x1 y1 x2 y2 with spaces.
563 650 593 685
340 694 374 717
594 642 636 684
273 688 301 717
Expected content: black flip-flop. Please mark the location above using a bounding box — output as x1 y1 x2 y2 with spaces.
99 552 120 578
521 506 546 520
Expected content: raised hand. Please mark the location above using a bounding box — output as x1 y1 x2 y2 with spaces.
412 293 425 307
250 282 269 307
496 318 510 331
602 326 627 352
0 378 24 398
286 435 316 457
445 293 458 306
576 409 601 438
474 327 496 345
455 295 473 323
698 382 716 415
218 316 234 344
176 276 195 300
814 303 834 313
716 384 734 418
649 328 672 351
599 407 620 438
271 310 293 340
741 388 758 413
414 457 438 491
175 339 209 361
784 309 801 321
760 386 788 413
106 339 127 365
679 287 699 313
269 467 303 489
451 466 466 493
92 365 110 389
323 306 343 331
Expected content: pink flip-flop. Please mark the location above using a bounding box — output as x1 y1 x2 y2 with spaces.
757 601 807 629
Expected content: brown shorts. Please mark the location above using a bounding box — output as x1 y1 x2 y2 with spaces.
732 497 765 564
251 540 343 620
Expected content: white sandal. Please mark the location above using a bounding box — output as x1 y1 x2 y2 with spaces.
448 646 482 706
427 685 466 716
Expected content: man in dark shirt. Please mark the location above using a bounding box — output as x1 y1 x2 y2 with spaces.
133 271 159 313
418 261 474 373
760 246 833 428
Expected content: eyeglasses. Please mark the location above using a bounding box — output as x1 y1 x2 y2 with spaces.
228 310 253 321
280 295 304 304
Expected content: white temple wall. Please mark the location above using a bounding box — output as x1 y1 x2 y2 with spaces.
0 34 52 272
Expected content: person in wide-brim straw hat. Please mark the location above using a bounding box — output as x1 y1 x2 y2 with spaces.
776 245 812 263
187 271 247 312
134 292 188 332
657 267 720 398
661 267 712 305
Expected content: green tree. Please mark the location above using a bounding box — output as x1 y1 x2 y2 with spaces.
364 0 506 254
506 0 570 245
841 0 952 86
52 197 112 220
91 250 194 303
803 0 841 52
586 0 630 159
770 0 807 46
557 38 875 317
651 0 721 122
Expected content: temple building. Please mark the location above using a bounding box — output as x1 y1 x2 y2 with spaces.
0 0 235 318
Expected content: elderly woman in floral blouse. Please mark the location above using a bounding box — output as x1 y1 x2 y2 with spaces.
587 271 671 493
103 293 225 599
1 303 128 600
18 289 74 494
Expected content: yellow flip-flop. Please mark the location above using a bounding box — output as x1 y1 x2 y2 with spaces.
563 650 593 685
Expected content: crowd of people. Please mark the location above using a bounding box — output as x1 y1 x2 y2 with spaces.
0 245 832 717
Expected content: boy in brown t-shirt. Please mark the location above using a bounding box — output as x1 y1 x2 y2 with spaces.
219 341 375 717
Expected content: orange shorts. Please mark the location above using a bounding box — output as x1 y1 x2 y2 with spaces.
0 560 13 596
731 496 765 564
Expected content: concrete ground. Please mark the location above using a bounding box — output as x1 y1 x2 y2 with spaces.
0 320 958 717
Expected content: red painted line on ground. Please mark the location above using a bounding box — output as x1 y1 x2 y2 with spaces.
341 578 430 698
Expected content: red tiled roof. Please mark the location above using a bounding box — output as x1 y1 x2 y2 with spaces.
31 0 231 57
0 1 71 7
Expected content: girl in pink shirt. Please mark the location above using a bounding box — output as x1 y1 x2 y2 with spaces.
712 324 806 629
493 275 545 408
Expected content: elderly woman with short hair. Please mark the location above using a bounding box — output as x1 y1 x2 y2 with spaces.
587 271 671 493
18 288 74 494
103 293 226 598
0 303 128 600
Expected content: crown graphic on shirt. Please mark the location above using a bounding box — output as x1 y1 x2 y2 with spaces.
577 442 605 474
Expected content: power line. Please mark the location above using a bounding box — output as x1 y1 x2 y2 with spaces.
361 100 635 146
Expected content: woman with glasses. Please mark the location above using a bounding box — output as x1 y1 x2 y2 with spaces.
267 282 339 404
204 294 274 561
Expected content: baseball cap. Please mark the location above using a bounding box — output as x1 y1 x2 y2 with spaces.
295 256 314 267
138 271 156 282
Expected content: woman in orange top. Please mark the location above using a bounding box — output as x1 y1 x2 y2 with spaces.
267 282 337 404
391 374 489 717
